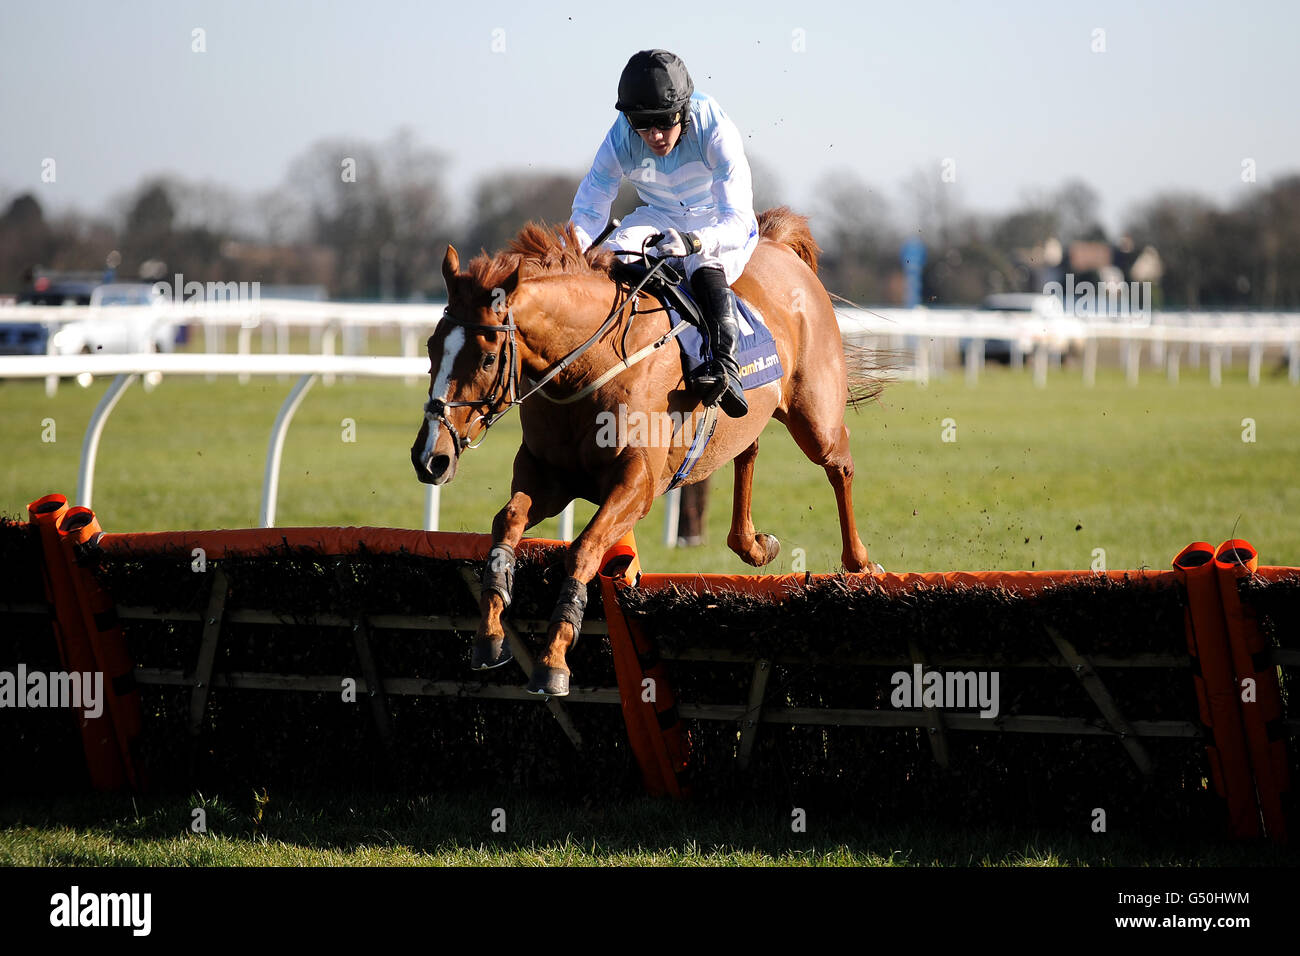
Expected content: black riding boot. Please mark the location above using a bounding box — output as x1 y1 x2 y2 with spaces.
689 266 748 418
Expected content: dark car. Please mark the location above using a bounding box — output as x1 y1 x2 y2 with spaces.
0 278 97 355
18 278 97 306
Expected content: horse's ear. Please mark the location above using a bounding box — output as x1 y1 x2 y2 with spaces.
442 245 460 291
499 261 531 299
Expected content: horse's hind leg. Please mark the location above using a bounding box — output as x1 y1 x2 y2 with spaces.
726 440 781 567
785 409 872 572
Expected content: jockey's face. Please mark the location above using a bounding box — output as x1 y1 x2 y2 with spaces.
637 123 681 157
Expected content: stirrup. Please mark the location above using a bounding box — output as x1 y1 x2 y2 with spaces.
719 373 748 418
691 361 728 406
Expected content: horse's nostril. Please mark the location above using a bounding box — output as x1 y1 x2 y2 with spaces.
428 455 451 479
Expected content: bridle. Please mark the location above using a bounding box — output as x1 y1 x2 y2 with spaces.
422 311 522 454
424 240 677 456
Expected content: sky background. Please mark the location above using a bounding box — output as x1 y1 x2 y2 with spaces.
1 0 1295 237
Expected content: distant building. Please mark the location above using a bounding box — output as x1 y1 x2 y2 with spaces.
1068 240 1113 274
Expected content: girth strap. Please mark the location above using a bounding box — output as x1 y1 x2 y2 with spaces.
667 404 719 491
537 321 690 405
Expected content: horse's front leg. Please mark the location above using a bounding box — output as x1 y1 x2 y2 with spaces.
473 448 569 670
526 453 654 697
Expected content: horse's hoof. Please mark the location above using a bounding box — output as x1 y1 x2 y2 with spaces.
525 666 570 698
870 562 886 574
471 635 513 670
756 533 780 566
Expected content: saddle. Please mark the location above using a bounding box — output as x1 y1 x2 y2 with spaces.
605 257 783 490
610 257 705 330
609 258 783 392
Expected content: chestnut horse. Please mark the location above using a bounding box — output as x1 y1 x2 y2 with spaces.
411 207 883 696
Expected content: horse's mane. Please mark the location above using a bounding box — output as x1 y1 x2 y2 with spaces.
464 206 821 292
465 222 615 293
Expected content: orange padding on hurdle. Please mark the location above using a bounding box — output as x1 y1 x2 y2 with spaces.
635 567 1177 597
1173 541 1259 839
598 531 689 799
26 494 128 791
58 507 146 791
1215 540 1290 843
97 527 569 561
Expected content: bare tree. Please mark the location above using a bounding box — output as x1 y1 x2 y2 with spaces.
1125 193 1215 307
1053 179 1104 243
811 168 899 303
279 130 451 297
462 170 579 260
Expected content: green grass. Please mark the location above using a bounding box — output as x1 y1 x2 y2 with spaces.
3 340 1297 574
2 792 1291 866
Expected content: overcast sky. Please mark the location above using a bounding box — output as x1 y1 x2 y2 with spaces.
1 0 1295 237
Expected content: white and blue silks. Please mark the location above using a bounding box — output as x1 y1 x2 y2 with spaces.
570 92 759 285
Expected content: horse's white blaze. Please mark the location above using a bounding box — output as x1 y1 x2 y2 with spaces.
433 326 466 402
422 325 466 462
420 414 438 463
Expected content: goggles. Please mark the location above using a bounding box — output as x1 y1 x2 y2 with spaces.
625 109 681 132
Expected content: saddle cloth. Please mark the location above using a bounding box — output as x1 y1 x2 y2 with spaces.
669 291 784 390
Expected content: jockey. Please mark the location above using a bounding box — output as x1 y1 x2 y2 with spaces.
569 49 758 418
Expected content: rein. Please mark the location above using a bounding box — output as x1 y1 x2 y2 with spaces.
424 243 677 454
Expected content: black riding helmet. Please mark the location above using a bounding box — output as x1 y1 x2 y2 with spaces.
615 49 694 133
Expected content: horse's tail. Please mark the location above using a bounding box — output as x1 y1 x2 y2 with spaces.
844 340 891 408
758 206 890 406
758 206 820 275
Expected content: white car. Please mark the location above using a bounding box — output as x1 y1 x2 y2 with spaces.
48 283 180 355
961 293 1086 364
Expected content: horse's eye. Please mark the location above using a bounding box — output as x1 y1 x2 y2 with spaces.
481 353 497 369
